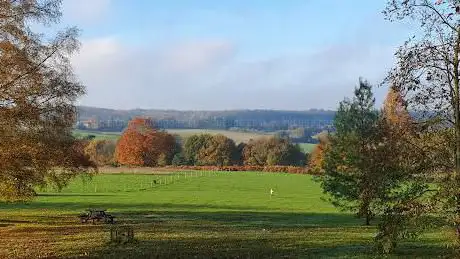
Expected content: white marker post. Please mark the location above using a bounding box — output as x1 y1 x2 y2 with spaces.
270 188 274 199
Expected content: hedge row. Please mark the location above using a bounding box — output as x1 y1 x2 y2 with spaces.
156 165 317 175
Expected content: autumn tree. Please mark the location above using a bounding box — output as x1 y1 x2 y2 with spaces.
383 0 460 242
243 137 305 166
115 118 176 166
183 134 213 165
84 139 117 166
148 131 177 166
0 0 95 200
197 134 238 166
308 131 330 174
320 79 382 226
372 87 435 253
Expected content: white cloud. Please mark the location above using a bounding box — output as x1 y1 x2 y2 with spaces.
72 37 396 110
62 0 111 23
159 41 235 73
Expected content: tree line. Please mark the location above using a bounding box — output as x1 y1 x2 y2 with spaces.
82 117 307 168
76 106 334 132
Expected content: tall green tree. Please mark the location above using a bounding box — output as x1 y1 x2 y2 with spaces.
321 79 381 225
0 0 94 200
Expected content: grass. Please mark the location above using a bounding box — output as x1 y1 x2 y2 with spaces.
167 129 272 143
298 143 317 153
73 129 120 141
73 129 271 143
0 171 452 258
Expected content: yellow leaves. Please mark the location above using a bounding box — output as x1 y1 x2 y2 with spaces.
307 133 330 174
382 86 413 132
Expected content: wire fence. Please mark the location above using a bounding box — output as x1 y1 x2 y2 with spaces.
39 170 220 193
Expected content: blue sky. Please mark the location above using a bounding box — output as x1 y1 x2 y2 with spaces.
62 0 413 110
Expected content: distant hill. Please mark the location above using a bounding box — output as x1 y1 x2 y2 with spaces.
76 106 335 132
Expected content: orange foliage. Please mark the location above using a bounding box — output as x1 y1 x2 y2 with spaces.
382 86 412 130
308 132 330 173
115 117 176 166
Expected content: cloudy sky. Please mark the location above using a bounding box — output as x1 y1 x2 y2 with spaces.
61 0 413 110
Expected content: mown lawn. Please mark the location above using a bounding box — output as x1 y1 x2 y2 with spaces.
0 172 453 258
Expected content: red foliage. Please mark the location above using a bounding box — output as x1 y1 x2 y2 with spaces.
116 117 176 166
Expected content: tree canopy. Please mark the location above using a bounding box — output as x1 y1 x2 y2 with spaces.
0 0 94 201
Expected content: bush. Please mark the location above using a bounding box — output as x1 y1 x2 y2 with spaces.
84 139 116 166
243 137 305 166
172 153 187 166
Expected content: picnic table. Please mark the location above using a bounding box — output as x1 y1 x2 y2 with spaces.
79 209 115 224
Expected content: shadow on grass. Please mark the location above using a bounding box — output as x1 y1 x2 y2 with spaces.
0 201 453 258
38 193 115 197
0 201 365 228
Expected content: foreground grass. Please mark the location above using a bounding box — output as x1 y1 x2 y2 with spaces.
0 172 453 258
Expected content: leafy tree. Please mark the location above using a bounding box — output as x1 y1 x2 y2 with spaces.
243 137 305 166
148 131 177 166
115 118 176 166
156 153 168 167
374 87 437 253
383 0 460 242
242 138 268 166
0 0 95 200
235 142 246 165
308 131 330 174
183 134 213 165
172 152 187 166
115 118 151 166
197 134 237 166
84 139 117 166
320 79 381 225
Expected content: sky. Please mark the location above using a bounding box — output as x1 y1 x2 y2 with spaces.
59 0 414 111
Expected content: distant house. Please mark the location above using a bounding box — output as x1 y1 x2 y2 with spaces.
77 119 98 129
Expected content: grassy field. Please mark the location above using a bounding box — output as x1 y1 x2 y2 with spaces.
0 171 451 258
73 129 121 141
73 129 271 144
168 129 272 144
298 143 317 153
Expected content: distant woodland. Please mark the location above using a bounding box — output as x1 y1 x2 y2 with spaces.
76 106 335 140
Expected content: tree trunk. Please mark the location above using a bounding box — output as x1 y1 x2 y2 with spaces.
365 210 371 226
454 26 460 242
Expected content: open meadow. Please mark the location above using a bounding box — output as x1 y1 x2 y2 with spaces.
0 171 451 258
73 129 272 144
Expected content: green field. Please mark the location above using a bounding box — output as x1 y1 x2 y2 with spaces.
73 129 121 141
0 171 450 258
73 129 271 144
298 143 317 153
